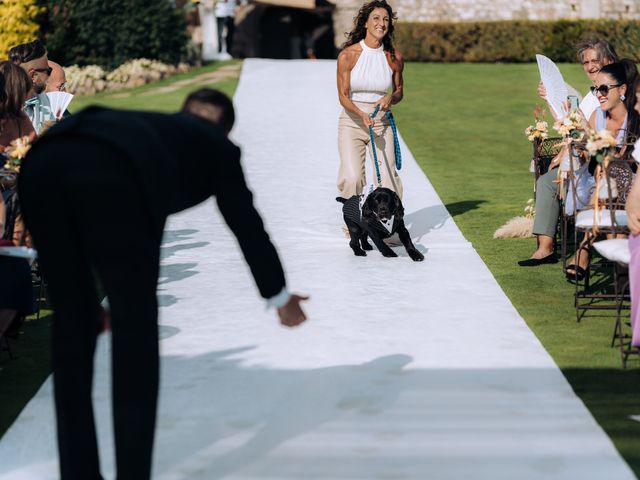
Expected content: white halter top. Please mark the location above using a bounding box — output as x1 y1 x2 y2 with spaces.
350 40 393 103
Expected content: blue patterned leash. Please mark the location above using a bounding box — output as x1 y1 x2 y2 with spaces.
367 104 402 186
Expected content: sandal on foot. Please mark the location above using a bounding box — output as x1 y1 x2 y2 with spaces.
565 265 587 281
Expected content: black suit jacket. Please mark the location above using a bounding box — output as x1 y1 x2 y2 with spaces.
28 106 285 299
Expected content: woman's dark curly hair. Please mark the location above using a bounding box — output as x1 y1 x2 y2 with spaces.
341 1 397 57
0 61 32 119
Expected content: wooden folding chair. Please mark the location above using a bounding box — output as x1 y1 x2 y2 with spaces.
571 154 634 322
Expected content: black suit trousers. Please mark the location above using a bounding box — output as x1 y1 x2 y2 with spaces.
20 137 164 480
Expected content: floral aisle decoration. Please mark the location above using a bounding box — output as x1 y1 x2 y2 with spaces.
585 128 619 233
525 105 548 142
553 110 585 140
2 135 31 174
525 106 554 174
0 135 32 191
552 109 587 200
585 128 618 165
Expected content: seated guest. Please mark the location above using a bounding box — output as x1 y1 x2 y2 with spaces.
8 39 57 133
564 60 639 279
521 59 639 279
0 63 36 336
519 38 618 267
0 61 36 248
0 61 36 149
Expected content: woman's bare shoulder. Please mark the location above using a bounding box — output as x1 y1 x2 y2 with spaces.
338 44 362 67
386 50 404 70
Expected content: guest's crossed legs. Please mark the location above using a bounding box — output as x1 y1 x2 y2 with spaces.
531 169 560 258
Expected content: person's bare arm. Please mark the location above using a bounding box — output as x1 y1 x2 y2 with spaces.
337 47 374 127
376 51 404 112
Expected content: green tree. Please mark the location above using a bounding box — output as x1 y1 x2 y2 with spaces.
42 0 188 68
0 0 46 58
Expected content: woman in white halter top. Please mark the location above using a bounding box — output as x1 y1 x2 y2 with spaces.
336 0 404 200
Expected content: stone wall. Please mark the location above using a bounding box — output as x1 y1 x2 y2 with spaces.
332 0 640 47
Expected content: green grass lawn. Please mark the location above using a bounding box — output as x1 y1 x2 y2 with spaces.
2 60 639 476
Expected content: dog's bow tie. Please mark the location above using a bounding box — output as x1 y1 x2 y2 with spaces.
380 215 395 233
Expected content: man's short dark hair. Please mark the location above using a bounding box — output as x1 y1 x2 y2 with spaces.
181 88 235 134
8 39 47 65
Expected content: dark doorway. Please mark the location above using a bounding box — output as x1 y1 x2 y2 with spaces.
233 2 336 59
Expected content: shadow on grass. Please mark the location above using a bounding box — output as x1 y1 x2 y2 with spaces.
562 367 640 475
0 312 52 437
445 200 486 217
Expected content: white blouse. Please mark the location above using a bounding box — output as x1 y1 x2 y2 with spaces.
350 40 393 103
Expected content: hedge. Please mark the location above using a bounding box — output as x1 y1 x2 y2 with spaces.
40 0 189 69
394 19 640 62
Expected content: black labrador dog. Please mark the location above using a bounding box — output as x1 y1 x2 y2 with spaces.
336 187 424 262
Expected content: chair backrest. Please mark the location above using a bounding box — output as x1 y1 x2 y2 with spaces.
533 136 562 180
600 154 634 236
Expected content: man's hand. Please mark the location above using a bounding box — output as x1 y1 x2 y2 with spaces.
277 294 309 327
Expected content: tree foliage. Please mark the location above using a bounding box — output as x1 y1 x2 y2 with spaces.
0 0 46 58
41 0 188 68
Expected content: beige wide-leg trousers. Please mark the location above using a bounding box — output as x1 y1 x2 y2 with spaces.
337 101 403 199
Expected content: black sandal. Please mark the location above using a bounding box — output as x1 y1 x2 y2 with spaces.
565 265 587 281
565 246 590 281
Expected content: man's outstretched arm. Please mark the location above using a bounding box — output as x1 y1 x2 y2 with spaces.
214 146 308 327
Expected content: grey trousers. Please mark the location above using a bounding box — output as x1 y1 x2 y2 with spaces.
532 169 560 237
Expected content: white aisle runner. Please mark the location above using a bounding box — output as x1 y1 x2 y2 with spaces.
0 59 635 479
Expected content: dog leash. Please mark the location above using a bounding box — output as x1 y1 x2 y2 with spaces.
368 104 402 186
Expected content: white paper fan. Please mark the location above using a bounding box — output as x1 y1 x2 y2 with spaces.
536 54 568 118
46 91 74 119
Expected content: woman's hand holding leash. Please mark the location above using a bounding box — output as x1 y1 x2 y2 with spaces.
360 111 375 127
375 94 393 111
277 294 310 327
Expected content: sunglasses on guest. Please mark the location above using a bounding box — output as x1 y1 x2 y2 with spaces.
33 67 53 76
590 84 622 96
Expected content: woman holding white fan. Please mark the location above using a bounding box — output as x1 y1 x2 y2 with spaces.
518 38 618 269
